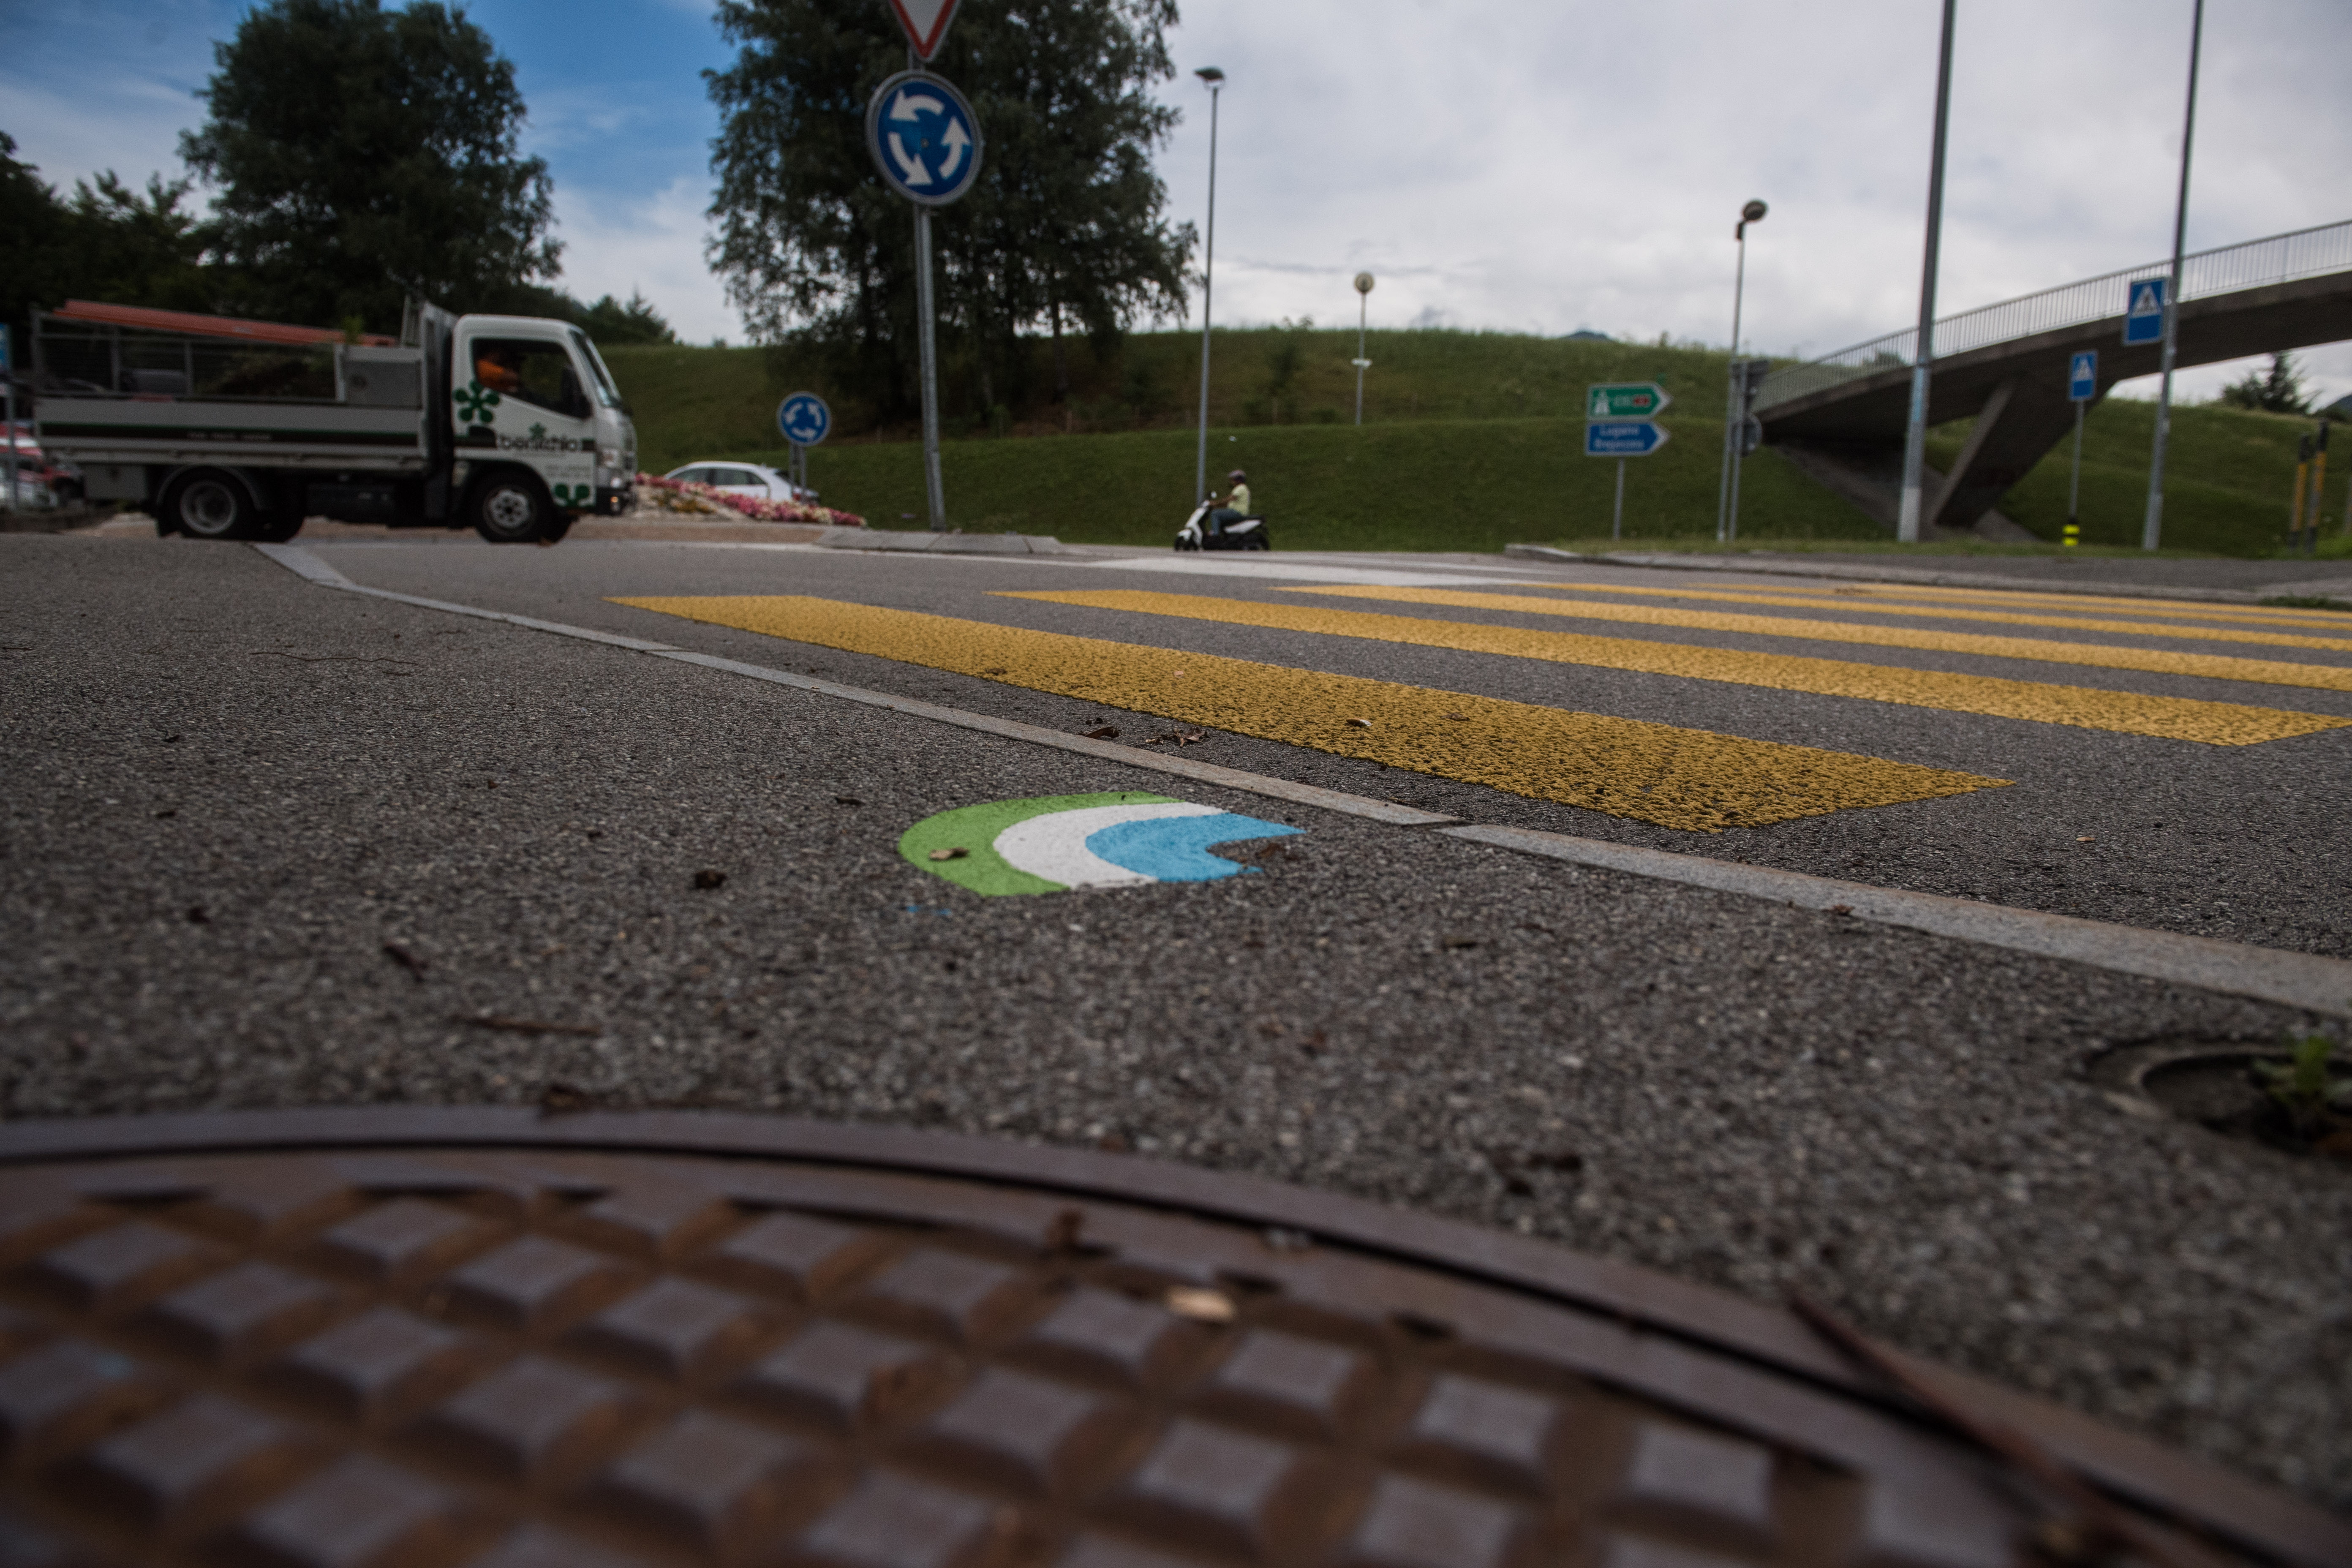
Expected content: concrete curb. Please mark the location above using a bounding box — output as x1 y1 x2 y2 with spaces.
1503 542 2352 607
816 525 1073 556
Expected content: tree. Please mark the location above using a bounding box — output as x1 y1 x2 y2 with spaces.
180 0 558 333
706 0 1195 420
2216 351 2314 415
577 290 678 346
0 133 218 347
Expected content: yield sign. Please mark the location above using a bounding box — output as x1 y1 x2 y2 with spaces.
885 0 962 60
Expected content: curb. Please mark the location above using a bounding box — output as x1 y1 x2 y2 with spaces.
817 526 1073 556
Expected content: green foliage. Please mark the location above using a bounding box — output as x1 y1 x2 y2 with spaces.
576 290 676 347
2254 1032 2349 1138
0 133 216 343
705 0 1192 419
181 0 558 334
2215 351 2314 415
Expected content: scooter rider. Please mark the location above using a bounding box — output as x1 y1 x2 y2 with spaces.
1209 469 1252 539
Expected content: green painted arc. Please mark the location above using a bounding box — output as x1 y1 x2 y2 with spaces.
898 792 1179 896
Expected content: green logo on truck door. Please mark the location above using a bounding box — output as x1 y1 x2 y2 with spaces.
453 380 501 427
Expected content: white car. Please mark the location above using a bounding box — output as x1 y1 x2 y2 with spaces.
663 461 814 504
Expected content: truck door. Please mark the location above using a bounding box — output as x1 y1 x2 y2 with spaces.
449 327 599 515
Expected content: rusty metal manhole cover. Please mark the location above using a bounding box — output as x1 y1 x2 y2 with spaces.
0 1108 2336 1568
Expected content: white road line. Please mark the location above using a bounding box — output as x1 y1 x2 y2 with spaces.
251 543 2352 1018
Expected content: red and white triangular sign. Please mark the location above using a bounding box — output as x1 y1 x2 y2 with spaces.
884 0 962 60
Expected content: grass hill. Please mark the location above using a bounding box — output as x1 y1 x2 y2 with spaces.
600 331 2343 557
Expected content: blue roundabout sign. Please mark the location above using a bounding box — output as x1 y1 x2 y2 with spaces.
865 70 984 207
777 392 831 446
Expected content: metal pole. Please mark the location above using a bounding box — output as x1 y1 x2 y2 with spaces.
914 206 946 531
1897 0 1958 544
2142 0 2204 552
1355 291 1367 426
1728 397 1748 543
1193 80 1221 505
1612 457 1625 541
2067 398 2084 539
1715 230 1745 542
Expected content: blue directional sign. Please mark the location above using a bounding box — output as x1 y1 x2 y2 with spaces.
1586 421 1669 457
777 392 832 447
2123 278 2167 346
2068 351 2098 403
0 324 10 374
865 71 983 207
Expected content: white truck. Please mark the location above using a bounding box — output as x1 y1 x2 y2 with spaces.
27 299 636 544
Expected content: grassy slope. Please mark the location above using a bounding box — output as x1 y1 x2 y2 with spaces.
603 334 2341 556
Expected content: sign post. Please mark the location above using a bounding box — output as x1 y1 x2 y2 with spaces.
2065 349 2096 545
1585 384 1672 541
777 392 832 497
1723 359 1769 542
866 9 979 532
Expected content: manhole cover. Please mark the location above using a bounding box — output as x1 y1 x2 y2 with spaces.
0 1108 2338 1568
2092 1038 2352 1159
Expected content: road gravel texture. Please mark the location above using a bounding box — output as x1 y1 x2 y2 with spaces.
4 535 2349 1511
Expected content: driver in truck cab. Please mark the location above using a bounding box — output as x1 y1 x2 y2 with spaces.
474 345 523 395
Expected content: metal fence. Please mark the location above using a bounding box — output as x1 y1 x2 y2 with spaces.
1753 218 2352 413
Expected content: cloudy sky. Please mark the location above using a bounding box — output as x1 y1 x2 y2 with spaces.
4 0 2348 403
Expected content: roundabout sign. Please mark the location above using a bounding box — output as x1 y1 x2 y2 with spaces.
865 71 984 207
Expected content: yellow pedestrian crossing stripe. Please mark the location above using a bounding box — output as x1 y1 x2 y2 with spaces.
613 595 2005 833
1277 585 2352 696
1499 581 2352 653
1003 590 2345 746
1706 580 2350 630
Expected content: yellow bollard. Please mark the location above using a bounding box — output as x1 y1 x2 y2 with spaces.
2062 523 2079 548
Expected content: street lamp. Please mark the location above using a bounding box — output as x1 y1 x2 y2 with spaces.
1897 0 1958 544
1352 272 1375 425
1715 198 1767 542
1192 66 1225 506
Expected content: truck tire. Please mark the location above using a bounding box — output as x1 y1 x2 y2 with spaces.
160 471 259 541
468 471 557 544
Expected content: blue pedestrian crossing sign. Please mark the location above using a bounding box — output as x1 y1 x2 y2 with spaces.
865 71 984 207
2123 278 2167 346
777 392 831 447
2068 351 2098 403
1586 421 1669 457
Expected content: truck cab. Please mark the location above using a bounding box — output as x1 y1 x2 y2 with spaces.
447 314 637 538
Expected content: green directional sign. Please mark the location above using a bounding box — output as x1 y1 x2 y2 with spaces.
1587 381 1670 419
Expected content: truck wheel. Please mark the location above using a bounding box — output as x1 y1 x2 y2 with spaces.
161 471 258 541
469 473 555 544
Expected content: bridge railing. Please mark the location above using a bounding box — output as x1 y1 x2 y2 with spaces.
1753 218 2352 414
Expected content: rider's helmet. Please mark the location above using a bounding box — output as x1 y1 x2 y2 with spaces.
1228 469 1247 482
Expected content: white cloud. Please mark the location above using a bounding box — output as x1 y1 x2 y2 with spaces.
545 177 736 344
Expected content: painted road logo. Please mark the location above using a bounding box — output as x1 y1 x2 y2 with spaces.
900 793 1301 896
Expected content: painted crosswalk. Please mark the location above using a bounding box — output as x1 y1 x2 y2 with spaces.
1269 585 2352 694
614 594 2004 831
1003 590 2345 745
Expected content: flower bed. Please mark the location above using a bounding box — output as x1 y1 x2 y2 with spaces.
634 471 863 527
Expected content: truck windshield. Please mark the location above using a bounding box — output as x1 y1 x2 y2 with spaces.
569 330 626 410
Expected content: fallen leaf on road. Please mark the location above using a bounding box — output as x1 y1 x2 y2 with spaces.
1829 904 1853 916
382 942 428 981
2076 836 2096 844
1165 1286 1236 1323
981 666 1008 675
1345 717 1373 729
929 846 969 861
1082 725 1119 739
692 869 727 890
1444 712 1469 721
834 795 863 806
1440 934 1480 949
538 1082 594 1115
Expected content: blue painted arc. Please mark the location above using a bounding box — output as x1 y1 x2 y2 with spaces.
1084 813 1301 884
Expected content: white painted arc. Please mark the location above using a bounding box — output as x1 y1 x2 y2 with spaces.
993 803 1219 890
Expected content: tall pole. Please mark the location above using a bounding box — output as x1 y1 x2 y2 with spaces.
1715 229 1746 543
1897 0 1958 544
2142 0 2205 553
2068 398 2085 539
1193 71 1223 506
1355 291 1367 426
914 214 945 529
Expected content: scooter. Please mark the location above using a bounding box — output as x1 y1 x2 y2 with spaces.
1173 500 1272 552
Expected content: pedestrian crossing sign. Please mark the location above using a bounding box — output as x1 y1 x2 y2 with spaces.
2123 278 2167 346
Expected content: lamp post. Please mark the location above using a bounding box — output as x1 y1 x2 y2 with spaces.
1715 199 1766 542
1896 0 1958 544
2142 0 2205 552
1352 272 1375 425
1192 66 1224 506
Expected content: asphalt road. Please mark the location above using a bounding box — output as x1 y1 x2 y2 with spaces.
4 531 2349 1511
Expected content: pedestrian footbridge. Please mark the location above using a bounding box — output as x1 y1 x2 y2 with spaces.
1754 219 2352 534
